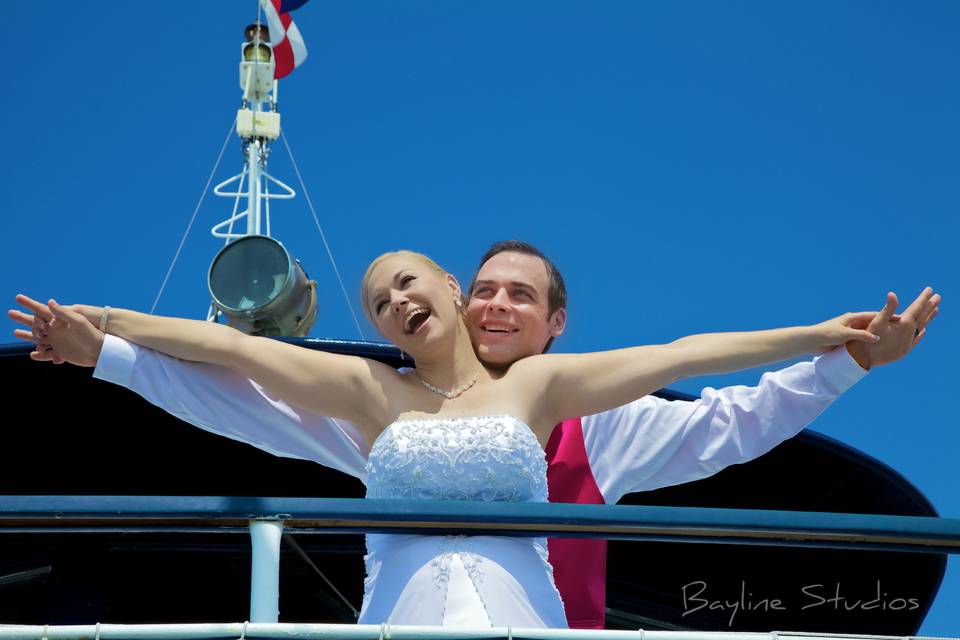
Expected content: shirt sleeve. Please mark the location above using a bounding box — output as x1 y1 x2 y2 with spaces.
93 334 369 480
581 347 868 504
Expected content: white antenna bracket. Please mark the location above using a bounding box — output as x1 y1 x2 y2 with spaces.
237 108 281 140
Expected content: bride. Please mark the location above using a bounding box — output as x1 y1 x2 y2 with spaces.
11 250 936 628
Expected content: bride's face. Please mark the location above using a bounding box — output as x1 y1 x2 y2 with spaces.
364 254 463 354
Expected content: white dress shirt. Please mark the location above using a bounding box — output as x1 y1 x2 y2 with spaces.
93 335 868 493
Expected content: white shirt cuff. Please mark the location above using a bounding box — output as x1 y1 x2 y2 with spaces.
93 334 139 388
816 346 869 393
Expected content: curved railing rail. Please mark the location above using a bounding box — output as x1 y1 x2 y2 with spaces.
0 622 943 640
2 496 958 553
2 496 958 626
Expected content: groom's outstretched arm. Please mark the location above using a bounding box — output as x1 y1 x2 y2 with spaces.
580 288 940 504
10 296 371 480
581 347 869 504
93 334 370 479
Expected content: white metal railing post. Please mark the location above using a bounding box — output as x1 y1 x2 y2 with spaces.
249 519 285 622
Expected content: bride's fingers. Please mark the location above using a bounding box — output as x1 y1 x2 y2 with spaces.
848 328 881 344
845 311 876 325
47 299 73 327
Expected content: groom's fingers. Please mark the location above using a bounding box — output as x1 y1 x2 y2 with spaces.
902 286 934 321
30 348 57 362
918 295 941 328
845 311 877 329
13 328 41 344
875 292 898 324
914 327 927 346
7 309 34 328
15 295 53 322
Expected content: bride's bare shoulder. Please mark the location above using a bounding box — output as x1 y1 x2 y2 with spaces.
496 352 566 380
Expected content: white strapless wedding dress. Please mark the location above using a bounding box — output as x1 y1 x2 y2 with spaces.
358 415 568 628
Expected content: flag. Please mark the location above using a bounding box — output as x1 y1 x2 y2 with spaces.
259 0 309 79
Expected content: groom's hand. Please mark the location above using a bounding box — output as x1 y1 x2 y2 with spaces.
9 295 105 367
845 287 940 370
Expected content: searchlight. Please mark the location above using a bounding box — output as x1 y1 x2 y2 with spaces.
208 236 317 337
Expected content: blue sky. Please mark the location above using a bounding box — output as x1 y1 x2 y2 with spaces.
4 1 957 634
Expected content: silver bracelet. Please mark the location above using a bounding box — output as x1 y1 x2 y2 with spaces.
98 306 111 332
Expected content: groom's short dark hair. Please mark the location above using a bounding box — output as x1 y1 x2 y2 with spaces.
469 240 568 353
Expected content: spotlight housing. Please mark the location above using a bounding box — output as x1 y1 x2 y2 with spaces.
208 236 317 337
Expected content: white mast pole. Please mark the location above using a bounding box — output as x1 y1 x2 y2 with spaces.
247 7 265 237
247 138 261 235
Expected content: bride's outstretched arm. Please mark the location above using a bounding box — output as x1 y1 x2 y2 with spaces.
517 287 939 428
10 295 399 430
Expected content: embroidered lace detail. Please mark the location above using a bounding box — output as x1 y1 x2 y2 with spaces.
431 535 485 590
365 415 547 503
361 415 551 625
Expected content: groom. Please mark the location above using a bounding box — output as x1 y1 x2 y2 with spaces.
462 240 934 628
13 241 937 629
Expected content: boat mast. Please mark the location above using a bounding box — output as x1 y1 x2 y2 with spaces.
204 14 317 337
211 16 293 243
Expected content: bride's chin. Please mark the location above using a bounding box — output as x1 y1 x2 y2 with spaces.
399 327 460 359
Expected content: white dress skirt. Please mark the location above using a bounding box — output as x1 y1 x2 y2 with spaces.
358 415 568 628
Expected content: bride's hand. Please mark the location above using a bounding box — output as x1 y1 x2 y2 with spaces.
810 311 882 354
9 296 104 367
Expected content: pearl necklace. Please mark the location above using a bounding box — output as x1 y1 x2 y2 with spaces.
416 371 478 399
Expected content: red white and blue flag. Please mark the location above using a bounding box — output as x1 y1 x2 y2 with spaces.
259 0 309 79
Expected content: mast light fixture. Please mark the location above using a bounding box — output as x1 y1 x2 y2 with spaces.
240 23 275 102
244 23 271 43
208 236 318 337
243 43 272 64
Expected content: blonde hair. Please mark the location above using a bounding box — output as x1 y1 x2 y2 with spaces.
360 250 448 324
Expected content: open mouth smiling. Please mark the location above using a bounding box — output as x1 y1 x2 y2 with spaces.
404 307 432 335
480 321 519 334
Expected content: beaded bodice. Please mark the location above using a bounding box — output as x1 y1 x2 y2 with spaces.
365 415 547 502
357 416 566 627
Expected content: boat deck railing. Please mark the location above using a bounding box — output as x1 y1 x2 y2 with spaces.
0 622 952 640
1 496 959 639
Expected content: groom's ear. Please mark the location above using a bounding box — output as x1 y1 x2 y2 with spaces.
548 307 567 337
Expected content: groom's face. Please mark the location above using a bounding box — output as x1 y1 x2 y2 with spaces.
466 251 566 368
